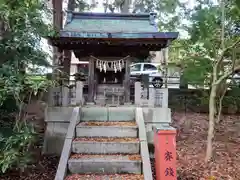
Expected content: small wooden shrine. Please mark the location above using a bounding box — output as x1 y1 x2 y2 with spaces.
48 12 178 105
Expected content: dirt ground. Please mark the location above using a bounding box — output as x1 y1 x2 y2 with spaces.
172 112 240 180
0 155 59 180
1 112 240 180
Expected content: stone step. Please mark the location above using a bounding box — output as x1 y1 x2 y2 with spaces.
81 107 135 121
76 121 138 138
68 154 142 174
72 137 140 154
65 174 144 180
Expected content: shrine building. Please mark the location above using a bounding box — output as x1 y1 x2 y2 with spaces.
48 12 178 106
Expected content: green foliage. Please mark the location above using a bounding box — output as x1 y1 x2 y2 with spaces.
0 0 52 66
68 0 97 12
168 1 240 89
0 123 36 173
132 0 184 31
168 89 240 113
0 0 55 174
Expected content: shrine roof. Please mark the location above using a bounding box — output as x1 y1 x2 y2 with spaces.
58 12 178 39
63 12 158 33
48 12 179 52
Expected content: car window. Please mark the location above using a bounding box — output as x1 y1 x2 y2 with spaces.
130 64 141 72
143 64 157 71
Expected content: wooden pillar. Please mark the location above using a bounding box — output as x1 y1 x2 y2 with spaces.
48 0 63 106
52 0 63 78
124 57 131 102
88 57 95 102
63 50 71 84
52 0 63 31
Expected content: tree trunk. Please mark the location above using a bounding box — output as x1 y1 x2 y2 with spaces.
205 84 217 162
216 87 227 123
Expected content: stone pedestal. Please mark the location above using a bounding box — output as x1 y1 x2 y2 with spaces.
134 82 141 106
76 81 84 105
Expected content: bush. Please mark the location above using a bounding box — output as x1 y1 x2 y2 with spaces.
0 123 37 173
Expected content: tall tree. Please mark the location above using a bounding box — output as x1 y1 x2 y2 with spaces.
0 0 54 173
172 0 240 161
206 0 240 161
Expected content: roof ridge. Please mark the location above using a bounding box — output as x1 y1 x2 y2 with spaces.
66 11 155 19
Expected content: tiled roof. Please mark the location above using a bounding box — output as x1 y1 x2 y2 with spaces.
63 12 158 33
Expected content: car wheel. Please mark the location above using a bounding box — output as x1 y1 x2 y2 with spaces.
152 78 163 88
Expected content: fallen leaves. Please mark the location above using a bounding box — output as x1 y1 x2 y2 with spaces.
170 112 240 180
70 154 142 161
0 155 59 180
74 137 139 142
2 112 240 180
78 121 137 127
65 174 144 180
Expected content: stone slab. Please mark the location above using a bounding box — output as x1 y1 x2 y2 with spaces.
136 108 147 141
65 174 144 180
54 138 72 180
54 107 80 180
140 141 153 180
68 156 142 174
81 107 108 121
136 108 153 180
43 122 69 155
76 126 138 138
146 128 154 144
108 107 135 121
142 107 172 144
72 141 140 154
142 107 171 123
45 107 75 122
65 107 80 139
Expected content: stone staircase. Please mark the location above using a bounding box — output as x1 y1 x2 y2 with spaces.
55 107 152 180
67 121 142 179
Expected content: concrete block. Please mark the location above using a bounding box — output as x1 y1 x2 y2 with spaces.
53 122 69 135
43 122 69 155
135 108 153 180
108 107 135 121
76 126 138 138
72 141 140 154
134 82 141 105
146 131 155 144
140 141 153 180
54 138 72 180
65 107 80 139
136 108 147 141
68 155 142 174
81 107 108 121
54 107 80 180
45 107 75 122
142 107 172 144
152 107 171 123
142 107 171 123
43 133 66 155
